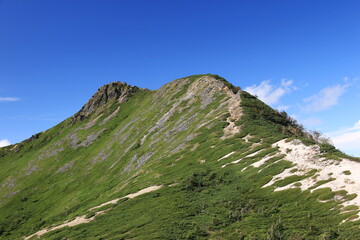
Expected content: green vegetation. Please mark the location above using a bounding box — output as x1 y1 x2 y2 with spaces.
235 91 318 152
0 75 359 239
343 205 359 211
309 178 336 190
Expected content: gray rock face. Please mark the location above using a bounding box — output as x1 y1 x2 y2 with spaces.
25 161 38 175
38 140 65 160
121 152 154 174
56 161 75 173
67 128 106 149
1 178 16 189
90 150 110 165
77 129 106 148
72 82 141 122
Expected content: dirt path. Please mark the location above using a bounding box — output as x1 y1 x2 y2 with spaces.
221 89 242 139
89 185 162 211
24 185 162 240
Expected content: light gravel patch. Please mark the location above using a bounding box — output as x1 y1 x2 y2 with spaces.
246 149 266 158
24 185 162 240
262 139 360 217
217 151 235 161
251 153 278 168
221 90 242 139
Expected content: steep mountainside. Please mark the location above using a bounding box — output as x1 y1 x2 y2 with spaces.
1 74 360 239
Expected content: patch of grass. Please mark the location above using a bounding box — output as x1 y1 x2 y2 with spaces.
309 178 336 190
343 205 359 211
85 212 96 219
248 136 262 143
293 182 302 187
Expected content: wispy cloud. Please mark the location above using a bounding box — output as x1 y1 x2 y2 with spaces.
245 79 296 105
0 139 11 147
303 83 349 112
276 105 290 111
0 97 20 102
327 120 360 155
302 117 322 126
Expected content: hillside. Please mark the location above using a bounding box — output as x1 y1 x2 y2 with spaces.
1 74 360 239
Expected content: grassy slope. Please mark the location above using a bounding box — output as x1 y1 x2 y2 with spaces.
0 74 359 239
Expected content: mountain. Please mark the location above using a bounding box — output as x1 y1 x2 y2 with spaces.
1 74 360 239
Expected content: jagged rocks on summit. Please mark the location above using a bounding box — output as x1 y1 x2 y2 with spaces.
72 82 142 122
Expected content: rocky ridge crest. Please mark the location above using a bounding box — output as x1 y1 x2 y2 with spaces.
72 82 142 122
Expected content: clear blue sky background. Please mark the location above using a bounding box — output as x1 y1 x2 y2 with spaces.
0 0 359 156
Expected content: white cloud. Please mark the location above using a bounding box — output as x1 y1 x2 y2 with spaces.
290 114 298 120
303 84 348 112
327 121 360 156
0 139 11 147
245 79 296 105
356 120 360 128
276 105 290 111
302 117 322 126
0 97 20 102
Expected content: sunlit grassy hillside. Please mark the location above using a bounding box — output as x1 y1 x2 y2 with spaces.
1 75 359 239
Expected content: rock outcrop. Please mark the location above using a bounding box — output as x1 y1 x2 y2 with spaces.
72 82 142 122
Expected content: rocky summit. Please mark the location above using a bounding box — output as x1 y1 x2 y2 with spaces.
1 74 360 239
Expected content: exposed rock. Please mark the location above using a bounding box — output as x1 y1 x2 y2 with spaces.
117 132 131 145
38 140 65 160
121 154 138 174
109 141 137 170
77 128 106 147
165 114 198 137
170 143 186 153
143 75 237 145
100 107 120 125
113 117 141 137
67 132 80 148
10 144 18 151
121 152 154 174
1 178 16 189
56 161 75 173
67 128 106 148
221 90 242 139
136 152 154 168
25 161 38 175
77 114 103 130
90 150 110 165
24 133 42 143
72 82 142 122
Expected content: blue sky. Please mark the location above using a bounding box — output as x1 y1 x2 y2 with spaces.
0 0 359 156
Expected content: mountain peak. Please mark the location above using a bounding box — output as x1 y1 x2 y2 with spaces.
181 74 241 94
72 81 142 122
3 74 360 239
